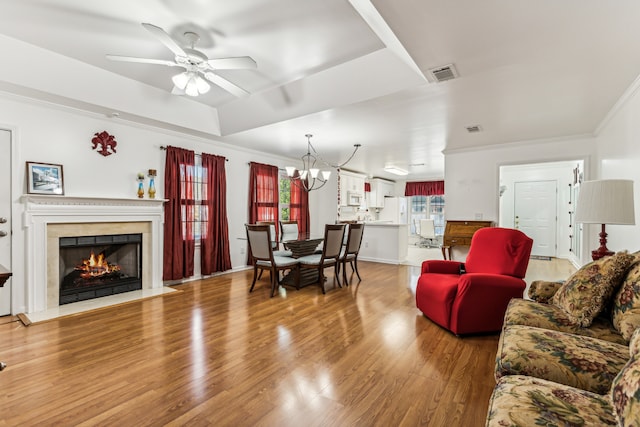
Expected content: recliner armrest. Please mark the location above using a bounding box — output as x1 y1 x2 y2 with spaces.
421 260 462 275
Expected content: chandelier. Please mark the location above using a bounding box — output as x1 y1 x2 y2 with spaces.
285 134 361 192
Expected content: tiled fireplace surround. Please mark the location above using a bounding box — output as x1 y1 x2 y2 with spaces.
23 195 165 315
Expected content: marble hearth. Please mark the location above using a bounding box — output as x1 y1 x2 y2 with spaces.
23 195 166 315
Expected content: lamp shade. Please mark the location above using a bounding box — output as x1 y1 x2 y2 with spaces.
575 179 635 225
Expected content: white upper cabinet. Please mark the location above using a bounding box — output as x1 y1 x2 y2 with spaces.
368 178 395 208
339 170 366 206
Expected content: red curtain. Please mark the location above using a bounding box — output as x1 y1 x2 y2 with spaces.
248 162 279 261
248 162 280 224
290 181 309 238
200 153 232 275
163 146 195 280
405 180 445 196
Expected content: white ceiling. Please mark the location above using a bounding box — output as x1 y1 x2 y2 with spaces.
2 0 640 180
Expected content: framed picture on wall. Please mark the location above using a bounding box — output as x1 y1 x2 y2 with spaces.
26 161 65 195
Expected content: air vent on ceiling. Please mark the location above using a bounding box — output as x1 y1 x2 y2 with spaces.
465 125 482 133
429 64 458 82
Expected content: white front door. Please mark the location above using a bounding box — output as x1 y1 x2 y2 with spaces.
514 180 557 257
0 129 12 315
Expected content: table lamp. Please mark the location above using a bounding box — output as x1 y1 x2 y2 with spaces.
574 179 635 261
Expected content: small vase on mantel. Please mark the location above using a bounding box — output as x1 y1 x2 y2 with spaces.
148 169 157 199
136 173 145 198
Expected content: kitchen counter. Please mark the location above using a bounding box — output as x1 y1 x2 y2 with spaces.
359 223 408 264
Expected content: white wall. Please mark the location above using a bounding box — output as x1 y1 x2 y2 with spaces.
593 80 640 253
2 94 337 313
445 78 640 265
444 136 596 264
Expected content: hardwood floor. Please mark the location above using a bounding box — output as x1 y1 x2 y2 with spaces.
0 262 518 426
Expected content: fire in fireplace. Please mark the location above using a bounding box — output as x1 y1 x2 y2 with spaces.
59 233 142 305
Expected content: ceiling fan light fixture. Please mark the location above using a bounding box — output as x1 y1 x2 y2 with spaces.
172 72 190 90
175 72 210 97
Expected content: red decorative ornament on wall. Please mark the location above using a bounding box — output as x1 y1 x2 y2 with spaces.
91 131 118 156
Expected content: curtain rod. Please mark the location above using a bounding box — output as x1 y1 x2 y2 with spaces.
160 146 228 161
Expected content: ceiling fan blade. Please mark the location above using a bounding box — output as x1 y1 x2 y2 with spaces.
171 86 186 96
203 72 250 98
142 23 187 58
207 56 257 70
106 55 179 67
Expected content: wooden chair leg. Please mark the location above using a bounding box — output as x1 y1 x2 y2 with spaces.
270 268 278 297
249 265 259 292
342 260 349 286
334 264 342 288
353 258 362 282
319 268 325 294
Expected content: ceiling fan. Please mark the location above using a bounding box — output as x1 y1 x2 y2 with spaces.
106 23 256 97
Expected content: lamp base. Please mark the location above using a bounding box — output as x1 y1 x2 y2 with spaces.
591 224 614 261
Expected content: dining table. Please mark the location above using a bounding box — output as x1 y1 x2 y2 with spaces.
282 236 323 258
279 235 324 289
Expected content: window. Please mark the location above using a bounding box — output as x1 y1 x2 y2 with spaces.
181 155 207 241
279 173 291 221
409 195 445 235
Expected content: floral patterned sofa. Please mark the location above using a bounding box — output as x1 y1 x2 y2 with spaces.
486 328 640 426
485 251 640 425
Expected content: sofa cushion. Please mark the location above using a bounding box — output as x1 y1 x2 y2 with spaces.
611 328 640 426
528 279 564 303
503 298 627 345
495 325 629 394
552 252 635 327
612 253 640 340
486 375 616 426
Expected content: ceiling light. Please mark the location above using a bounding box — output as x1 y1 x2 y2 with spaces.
172 71 210 97
286 134 361 192
384 165 409 176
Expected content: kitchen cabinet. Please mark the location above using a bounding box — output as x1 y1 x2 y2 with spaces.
368 178 395 208
339 170 366 206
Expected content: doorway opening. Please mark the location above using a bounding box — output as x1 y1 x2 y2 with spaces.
499 160 584 263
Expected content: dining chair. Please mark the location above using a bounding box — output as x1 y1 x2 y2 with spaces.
297 224 346 294
256 221 279 250
280 220 299 241
255 221 285 277
339 223 365 285
277 220 298 257
245 224 299 297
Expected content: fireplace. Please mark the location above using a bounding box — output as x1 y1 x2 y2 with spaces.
21 195 165 315
58 233 143 305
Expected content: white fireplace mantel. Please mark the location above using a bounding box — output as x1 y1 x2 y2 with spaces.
22 195 166 314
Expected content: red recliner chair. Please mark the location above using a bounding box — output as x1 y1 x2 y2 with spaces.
415 227 533 335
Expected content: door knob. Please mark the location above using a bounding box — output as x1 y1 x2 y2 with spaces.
0 217 6 224
0 231 7 237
